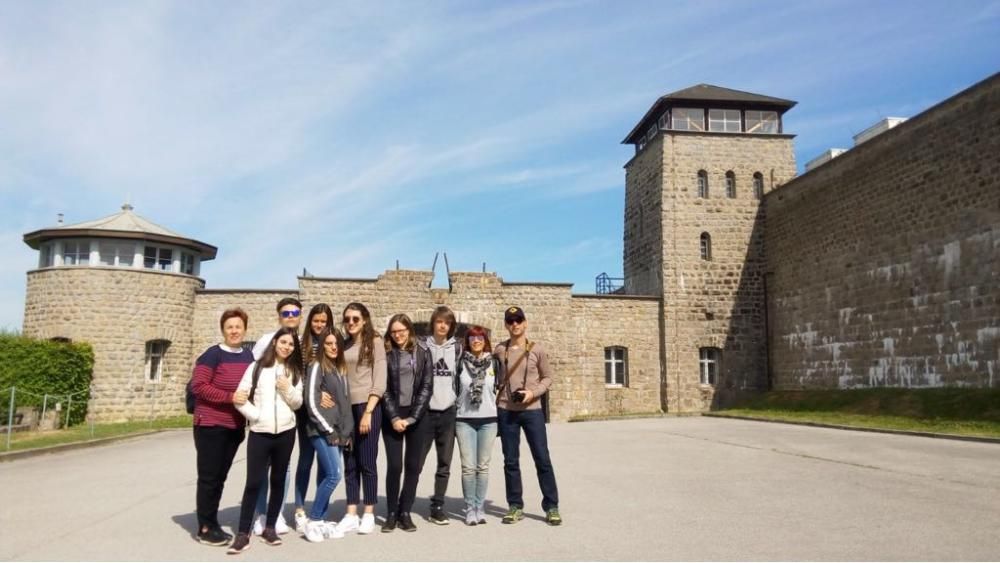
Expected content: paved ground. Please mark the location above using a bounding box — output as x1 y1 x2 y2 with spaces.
1 417 999 561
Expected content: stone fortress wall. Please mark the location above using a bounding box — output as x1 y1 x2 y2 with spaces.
765 74 1000 390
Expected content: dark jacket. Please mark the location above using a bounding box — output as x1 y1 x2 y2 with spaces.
303 361 354 446
383 345 434 424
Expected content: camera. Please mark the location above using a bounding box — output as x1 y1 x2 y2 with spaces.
511 388 527 404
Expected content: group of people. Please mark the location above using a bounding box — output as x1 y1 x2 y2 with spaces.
189 298 562 554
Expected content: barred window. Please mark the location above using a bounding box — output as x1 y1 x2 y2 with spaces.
753 172 764 199
725 171 736 198
699 347 721 385
604 347 628 387
697 170 709 198
700 233 712 261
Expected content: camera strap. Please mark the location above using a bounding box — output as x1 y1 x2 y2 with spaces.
500 340 534 397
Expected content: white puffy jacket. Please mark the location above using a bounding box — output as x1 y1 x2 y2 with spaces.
235 361 303 434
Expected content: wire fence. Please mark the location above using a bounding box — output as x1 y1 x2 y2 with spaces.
0 385 91 450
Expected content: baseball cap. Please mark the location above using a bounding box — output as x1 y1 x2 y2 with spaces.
504 306 526 324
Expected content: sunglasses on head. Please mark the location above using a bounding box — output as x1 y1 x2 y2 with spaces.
280 309 301 318
343 315 362 325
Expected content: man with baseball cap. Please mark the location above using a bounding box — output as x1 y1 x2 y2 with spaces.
493 306 562 526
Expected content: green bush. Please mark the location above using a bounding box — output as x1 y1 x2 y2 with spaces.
0 334 94 427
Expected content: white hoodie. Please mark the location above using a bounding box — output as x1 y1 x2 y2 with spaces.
423 336 460 411
235 361 303 434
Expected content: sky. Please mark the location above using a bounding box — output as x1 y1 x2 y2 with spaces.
1 0 998 330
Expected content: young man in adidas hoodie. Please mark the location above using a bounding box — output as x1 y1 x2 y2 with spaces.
419 306 463 525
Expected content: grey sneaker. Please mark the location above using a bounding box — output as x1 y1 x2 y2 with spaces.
501 506 524 524
464 505 478 526
476 505 487 524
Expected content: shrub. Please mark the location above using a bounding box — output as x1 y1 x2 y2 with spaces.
0 334 94 427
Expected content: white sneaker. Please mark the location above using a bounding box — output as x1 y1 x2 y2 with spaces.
359 513 376 534
335 514 360 534
275 513 291 535
295 510 308 532
252 514 265 536
323 521 345 539
304 520 326 543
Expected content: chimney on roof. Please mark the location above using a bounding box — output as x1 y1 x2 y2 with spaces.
57 213 64 225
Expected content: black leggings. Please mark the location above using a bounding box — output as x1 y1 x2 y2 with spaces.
238 429 295 533
382 407 428 514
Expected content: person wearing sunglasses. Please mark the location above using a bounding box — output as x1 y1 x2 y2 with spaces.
493 306 562 527
335 302 387 536
248 297 304 535
454 325 501 526
380 313 433 533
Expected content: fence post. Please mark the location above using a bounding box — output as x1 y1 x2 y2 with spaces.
41 393 48 424
66 395 72 429
6 387 15 451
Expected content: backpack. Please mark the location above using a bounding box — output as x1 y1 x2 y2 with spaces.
185 379 196 414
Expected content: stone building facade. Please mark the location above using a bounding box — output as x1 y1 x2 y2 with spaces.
19 74 999 421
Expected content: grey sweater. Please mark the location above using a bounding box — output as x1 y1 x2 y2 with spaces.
303 361 354 446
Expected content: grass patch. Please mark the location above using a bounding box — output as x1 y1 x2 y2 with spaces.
718 388 1000 438
3 415 191 453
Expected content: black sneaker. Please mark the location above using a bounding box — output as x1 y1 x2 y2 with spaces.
197 527 231 546
227 533 250 554
398 512 418 532
428 505 449 525
260 527 282 546
382 512 397 533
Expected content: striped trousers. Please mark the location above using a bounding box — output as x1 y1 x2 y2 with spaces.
344 402 382 506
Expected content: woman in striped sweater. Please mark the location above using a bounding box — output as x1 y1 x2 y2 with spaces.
190 308 254 547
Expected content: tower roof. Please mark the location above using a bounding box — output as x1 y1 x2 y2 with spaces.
23 203 217 259
623 84 797 144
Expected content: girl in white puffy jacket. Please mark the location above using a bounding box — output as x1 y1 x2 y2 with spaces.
228 327 304 554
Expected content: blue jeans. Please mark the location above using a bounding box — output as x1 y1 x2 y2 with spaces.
308 435 343 521
497 408 559 511
455 420 496 509
295 421 327 509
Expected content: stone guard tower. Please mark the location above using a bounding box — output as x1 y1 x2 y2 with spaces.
22 204 217 421
622 85 797 412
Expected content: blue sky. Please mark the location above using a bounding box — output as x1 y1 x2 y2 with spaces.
1 0 998 330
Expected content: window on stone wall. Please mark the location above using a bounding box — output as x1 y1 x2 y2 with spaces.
143 246 173 271
672 107 705 131
145 339 170 382
753 172 764 199
62 240 90 266
725 171 736 198
700 232 712 261
709 109 741 133
100 241 135 267
697 170 709 198
699 347 721 385
181 252 196 275
39 243 54 268
604 346 628 387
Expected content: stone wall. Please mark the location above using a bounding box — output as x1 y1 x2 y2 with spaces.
644 132 797 411
192 289 299 358
189 270 662 420
23 267 202 421
624 136 665 296
765 74 1000 389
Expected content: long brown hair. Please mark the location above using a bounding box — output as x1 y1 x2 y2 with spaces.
384 313 417 352
249 326 303 402
343 302 377 366
302 303 335 365
317 327 347 375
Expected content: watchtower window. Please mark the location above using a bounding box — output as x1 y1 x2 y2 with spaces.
746 110 779 134
725 171 736 198
63 240 90 266
144 246 173 271
753 172 764 199
709 109 741 133
697 171 709 199
672 108 705 132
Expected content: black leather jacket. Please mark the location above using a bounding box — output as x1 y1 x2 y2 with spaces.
383 345 434 423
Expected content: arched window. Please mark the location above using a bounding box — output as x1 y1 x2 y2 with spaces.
145 339 170 382
699 347 721 385
700 233 712 261
725 171 736 198
753 172 764 200
697 170 709 198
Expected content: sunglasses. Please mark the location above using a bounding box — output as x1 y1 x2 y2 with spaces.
280 309 302 318
343 315 363 325
468 335 485 342
506 318 525 326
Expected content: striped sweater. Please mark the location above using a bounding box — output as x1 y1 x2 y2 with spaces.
191 344 254 429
